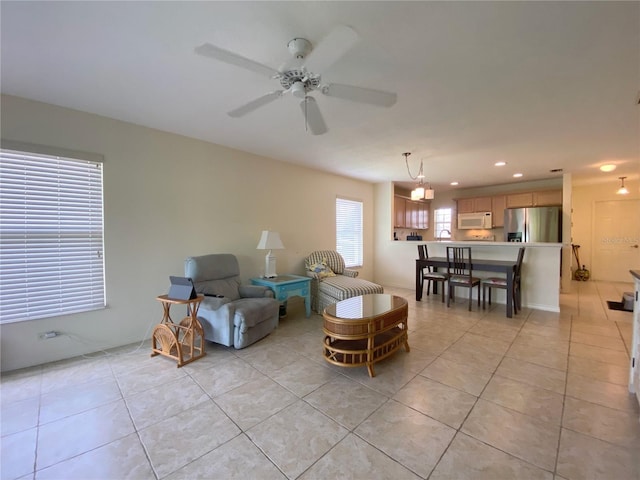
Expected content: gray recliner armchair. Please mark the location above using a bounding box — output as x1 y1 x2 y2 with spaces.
184 254 279 349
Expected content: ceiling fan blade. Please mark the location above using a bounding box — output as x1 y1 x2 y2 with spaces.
228 91 283 118
321 83 397 108
303 25 359 73
300 96 327 135
195 43 279 78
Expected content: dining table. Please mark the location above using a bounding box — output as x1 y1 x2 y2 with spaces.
415 256 518 318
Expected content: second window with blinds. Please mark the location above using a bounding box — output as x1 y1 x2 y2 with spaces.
336 197 363 268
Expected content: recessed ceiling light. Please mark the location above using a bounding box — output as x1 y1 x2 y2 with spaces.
450 181 459 186
495 161 507 167
513 173 523 178
599 164 616 172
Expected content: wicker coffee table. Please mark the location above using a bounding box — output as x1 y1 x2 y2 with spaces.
322 294 409 377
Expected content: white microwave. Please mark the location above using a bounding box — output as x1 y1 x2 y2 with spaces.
458 212 492 229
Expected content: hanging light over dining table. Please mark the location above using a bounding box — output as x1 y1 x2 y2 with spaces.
404 152 434 200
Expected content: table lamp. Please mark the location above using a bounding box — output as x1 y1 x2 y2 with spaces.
256 230 285 278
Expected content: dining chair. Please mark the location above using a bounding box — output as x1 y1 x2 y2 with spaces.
446 246 481 311
482 247 526 314
417 245 449 302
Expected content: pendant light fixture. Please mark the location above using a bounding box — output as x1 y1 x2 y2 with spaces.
403 152 434 200
616 176 629 195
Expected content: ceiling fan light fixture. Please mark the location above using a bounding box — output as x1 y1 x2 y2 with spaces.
287 38 312 59
616 176 629 195
290 81 306 98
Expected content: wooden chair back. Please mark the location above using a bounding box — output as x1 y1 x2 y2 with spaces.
514 246 526 286
447 246 473 277
515 247 526 275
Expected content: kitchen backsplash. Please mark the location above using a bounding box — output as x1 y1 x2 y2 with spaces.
394 227 504 241
394 228 426 241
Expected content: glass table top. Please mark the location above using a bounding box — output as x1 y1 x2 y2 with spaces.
325 294 406 319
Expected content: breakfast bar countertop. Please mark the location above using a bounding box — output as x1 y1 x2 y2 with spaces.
420 240 563 247
383 239 563 313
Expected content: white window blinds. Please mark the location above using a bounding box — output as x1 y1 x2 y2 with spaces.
336 197 363 268
0 148 105 324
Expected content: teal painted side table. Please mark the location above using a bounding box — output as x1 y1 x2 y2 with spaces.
250 274 311 317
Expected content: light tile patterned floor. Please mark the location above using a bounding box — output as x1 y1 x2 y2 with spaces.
1 280 639 479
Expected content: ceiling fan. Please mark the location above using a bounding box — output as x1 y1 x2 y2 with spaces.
194 25 397 135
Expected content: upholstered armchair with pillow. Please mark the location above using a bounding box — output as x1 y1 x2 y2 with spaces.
184 254 279 349
304 250 383 313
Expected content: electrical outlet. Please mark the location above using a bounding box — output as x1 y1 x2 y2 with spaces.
38 331 60 340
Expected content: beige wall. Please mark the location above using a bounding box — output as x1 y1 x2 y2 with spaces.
2 93 635 371
0 95 375 371
571 178 640 279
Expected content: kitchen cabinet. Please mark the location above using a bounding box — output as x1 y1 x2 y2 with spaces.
491 195 506 227
405 200 429 229
457 196 492 214
394 196 406 227
457 198 475 214
506 190 562 208
506 192 534 208
394 196 429 229
419 203 429 229
405 200 417 228
533 190 562 206
474 196 493 212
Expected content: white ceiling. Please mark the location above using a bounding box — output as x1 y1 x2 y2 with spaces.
1 1 638 192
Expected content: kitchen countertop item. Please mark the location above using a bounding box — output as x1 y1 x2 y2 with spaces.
462 235 495 241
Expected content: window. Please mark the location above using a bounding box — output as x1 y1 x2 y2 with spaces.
336 197 363 268
434 208 452 239
0 146 105 323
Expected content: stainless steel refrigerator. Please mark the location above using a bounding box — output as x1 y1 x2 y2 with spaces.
504 206 562 243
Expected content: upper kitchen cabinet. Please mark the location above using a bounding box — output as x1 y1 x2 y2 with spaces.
405 200 429 229
506 190 562 208
491 195 506 227
394 196 429 229
394 196 406 228
457 196 492 213
419 202 429 229
506 192 534 208
533 190 563 206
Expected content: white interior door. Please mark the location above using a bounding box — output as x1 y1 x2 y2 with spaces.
592 199 640 282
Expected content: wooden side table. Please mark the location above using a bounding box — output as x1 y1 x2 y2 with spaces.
151 294 206 367
250 275 311 317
